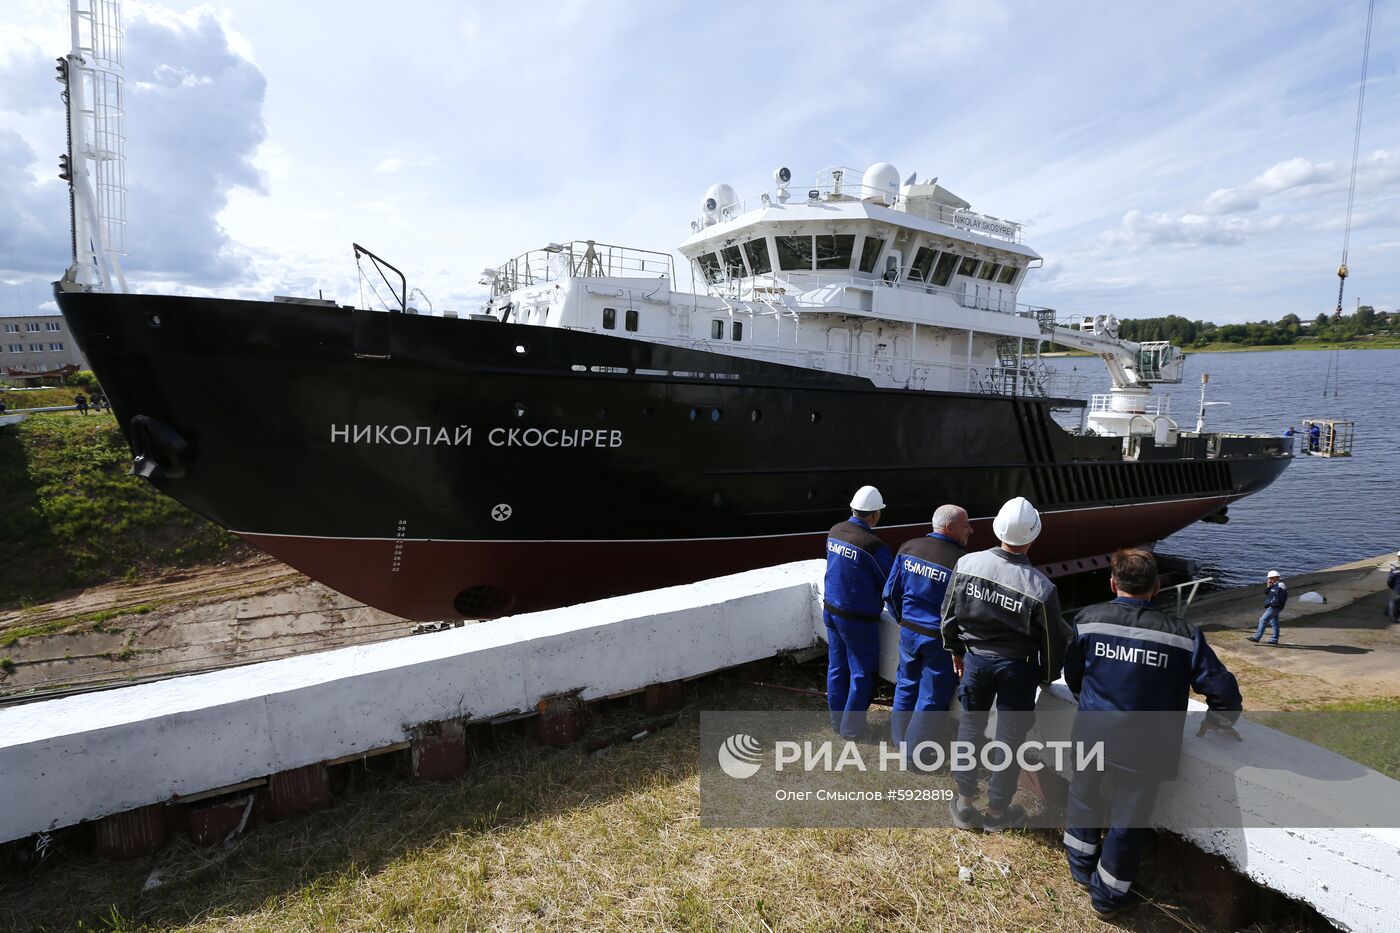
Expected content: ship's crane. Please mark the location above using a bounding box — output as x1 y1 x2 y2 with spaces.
1039 314 1186 439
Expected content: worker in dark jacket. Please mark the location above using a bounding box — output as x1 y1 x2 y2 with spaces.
1247 570 1287 644
1063 549 1242 920
884 503 971 754
823 485 894 739
1387 553 1400 623
941 496 1070 832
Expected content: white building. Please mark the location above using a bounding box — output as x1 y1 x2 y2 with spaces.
0 310 90 382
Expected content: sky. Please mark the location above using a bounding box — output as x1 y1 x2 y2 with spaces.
1 0 1397 323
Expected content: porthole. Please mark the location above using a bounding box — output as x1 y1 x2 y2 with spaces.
514 344 528 355
689 407 699 421
807 489 818 502
712 492 724 507
810 411 822 424
596 407 608 419
513 403 527 418
146 313 161 329
750 409 762 423
710 408 722 422
642 405 655 416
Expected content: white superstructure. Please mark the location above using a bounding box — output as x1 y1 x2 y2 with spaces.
481 163 1183 438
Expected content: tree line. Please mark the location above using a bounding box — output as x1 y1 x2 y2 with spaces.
1114 306 1394 348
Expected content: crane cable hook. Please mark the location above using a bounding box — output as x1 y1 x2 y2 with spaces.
1336 0 1375 315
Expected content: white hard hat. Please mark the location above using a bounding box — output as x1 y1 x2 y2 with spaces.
1266 570 1280 578
849 485 885 511
992 497 1041 546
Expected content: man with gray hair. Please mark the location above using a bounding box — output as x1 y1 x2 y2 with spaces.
884 504 972 755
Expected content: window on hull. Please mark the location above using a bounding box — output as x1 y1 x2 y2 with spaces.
732 321 743 341
625 308 639 331
602 307 616 329
711 320 725 339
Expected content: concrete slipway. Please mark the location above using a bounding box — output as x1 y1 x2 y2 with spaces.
1 559 1398 931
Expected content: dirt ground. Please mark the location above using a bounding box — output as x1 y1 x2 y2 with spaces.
4 548 1397 707
1188 553 1400 709
0 554 409 699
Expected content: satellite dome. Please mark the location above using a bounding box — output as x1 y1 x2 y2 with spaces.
862 163 901 205
701 183 738 226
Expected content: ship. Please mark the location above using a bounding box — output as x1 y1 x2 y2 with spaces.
53 158 1292 620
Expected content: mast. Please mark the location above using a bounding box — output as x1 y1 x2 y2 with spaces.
58 0 128 293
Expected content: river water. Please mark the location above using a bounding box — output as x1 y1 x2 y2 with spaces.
1051 348 1397 587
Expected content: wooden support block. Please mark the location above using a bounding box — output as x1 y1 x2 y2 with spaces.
95 804 169 860
411 720 469 782
186 796 252 847
536 693 585 747
259 763 332 821
643 680 685 715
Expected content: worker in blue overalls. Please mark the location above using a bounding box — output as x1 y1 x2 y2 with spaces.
884 503 971 760
1063 549 1242 920
823 485 894 739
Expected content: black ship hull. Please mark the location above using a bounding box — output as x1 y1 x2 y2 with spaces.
56 291 1291 620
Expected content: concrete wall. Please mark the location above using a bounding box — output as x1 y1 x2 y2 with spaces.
4 557 1399 929
0 561 826 843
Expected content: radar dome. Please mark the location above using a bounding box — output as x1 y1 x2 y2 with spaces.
862 163 901 205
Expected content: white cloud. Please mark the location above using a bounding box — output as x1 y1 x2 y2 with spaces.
374 156 439 175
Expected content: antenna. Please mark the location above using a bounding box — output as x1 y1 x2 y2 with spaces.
59 0 128 293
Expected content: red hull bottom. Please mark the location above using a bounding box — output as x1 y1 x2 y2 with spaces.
242 496 1233 621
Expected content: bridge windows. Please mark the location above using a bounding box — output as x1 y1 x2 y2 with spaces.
909 246 938 284
776 235 815 271
997 264 1019 285
721 245 746 278
743 238 772 275
697 252 723 284
815 234 855 270
977 262 1001 281
931 252 959 287
957 256 981 277
858 236 885 273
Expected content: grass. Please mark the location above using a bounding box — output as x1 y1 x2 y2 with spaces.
0 415 238 610
0 387 88 410
1185 336 1400 353
0 676 1242 933
1252 696 1400 781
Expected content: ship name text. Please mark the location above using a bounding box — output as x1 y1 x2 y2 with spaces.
329 424 624 448
903 559 948 582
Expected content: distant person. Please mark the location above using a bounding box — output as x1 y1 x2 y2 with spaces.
1063 549 1242 920
1247 570 1287 644
1308 423 1321 452
0 399 7 415
941 496 1071 832
73 393 88 415
884 503 971 755
823 485 894 739
1388 552 1400 624
1282 426 1294 437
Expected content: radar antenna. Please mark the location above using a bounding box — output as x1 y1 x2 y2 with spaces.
58 0 128 293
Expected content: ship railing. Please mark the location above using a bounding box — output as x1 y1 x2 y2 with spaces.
692 168 1024 244
487 241 673 298
605 331 1085 398
1089 394 1172 416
